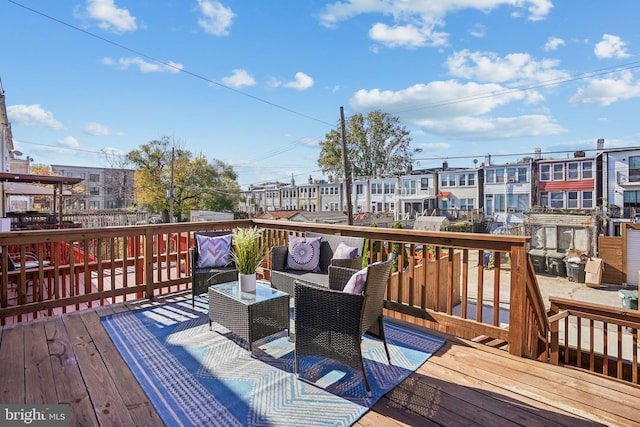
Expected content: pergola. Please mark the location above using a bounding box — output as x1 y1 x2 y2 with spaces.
0 172 83 227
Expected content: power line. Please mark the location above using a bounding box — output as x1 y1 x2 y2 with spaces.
7 0 335 128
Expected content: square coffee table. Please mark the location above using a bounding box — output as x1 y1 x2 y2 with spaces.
208 281 290 353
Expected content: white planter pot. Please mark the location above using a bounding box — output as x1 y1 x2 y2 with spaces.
239 273 257 292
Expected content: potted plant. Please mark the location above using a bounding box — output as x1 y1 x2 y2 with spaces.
230 227 268 292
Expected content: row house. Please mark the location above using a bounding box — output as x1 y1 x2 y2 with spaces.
51 164 135 211
535 153 599 211
483 157 533 225
601 146 640 235
240 139 640 235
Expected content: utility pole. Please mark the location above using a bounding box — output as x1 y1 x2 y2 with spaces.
169 146 175 223
340 106 353 225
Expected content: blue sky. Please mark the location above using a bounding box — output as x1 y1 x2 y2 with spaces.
2 0 639 189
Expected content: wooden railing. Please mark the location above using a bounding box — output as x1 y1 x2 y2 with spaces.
549 297 640 383
0 219 548 360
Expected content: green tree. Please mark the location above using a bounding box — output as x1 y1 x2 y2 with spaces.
127 137 241 221
318 110 413 179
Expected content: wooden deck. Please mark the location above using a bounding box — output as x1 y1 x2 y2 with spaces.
2 292 640 427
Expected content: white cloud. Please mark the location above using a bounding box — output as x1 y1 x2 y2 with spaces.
446 50 569 85
7 104 63 129
544 36 565 51
469 24 486 38
221 69 256 88
351 80 526 118
318 0 552 48
58 136 80 148
83 122 111 136
102 57 183 73
570 71 640 106
594 34 630 59
81 0 137 33
419 142 450 151
415 115 565 139
197 0 235 36
350 79 565 139
284 72 314 91
368 22 448 48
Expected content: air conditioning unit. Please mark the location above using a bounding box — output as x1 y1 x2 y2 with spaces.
507 208 516 213
617 171 628 184
508 178 516 183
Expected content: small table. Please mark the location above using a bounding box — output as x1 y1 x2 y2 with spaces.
208 281 290 353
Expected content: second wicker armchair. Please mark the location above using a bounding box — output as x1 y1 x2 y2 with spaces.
293 255 394 394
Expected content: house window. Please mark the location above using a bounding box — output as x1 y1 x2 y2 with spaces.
629 156 640 182
553 164 564 180
89 187 100 196
567 163 579 180
568 191 579 208
440 175 452 187
420 178 429 189
507 167 516 182
356 184 363 195
467 173 475 186
384 182 395 194
582 161 593 179
90 174 100 182
583 191 593 208
540 165 551 181
403 180 416 195
550 191 564 208
507 194 528 210
485 169 495 184
495 168 504 183
517 167 528 183
459 198 474 210
371 183 382 194
459 174 466 186
89 201 100 209
494 194 505 211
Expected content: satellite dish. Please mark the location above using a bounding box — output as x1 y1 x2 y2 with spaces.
12 150 23 156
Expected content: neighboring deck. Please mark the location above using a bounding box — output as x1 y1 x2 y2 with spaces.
1 293 639 427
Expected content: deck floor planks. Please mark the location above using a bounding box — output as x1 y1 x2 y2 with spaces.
4 292 640 426
44 316 100 426
24 320 57 405
417 342 602 426
0 324 25 404
62 311 137 427
78 307 164 426
428 338 633 426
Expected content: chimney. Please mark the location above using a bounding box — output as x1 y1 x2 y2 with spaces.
442 161 448 170
484 153 491 166
406 163 413 174
308 175 313 184
534 147 542 160
574 150 586 158
597 138 605 151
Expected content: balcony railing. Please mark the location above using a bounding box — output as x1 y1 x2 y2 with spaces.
2 219 637 384
0 219 550 362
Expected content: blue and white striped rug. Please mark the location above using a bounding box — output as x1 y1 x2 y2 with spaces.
102 298 445 427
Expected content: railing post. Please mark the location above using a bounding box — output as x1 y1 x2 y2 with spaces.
144 228 154 300
508 243 527 357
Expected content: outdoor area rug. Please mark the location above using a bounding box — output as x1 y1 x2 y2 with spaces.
101 298 445 427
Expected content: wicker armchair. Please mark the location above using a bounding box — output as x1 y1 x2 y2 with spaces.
294 255 393 394
190 231 238 306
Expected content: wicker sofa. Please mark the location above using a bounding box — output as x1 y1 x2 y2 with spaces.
269 232 365 295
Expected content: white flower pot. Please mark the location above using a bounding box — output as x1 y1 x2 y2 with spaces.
239 273 257 292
